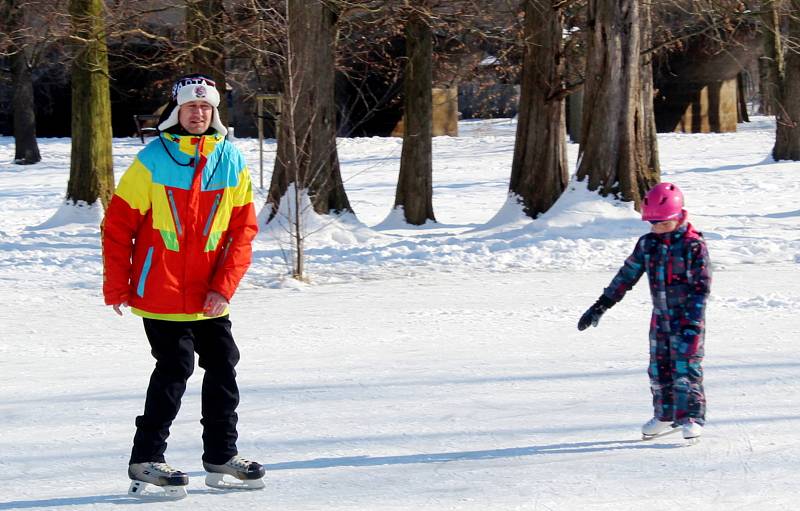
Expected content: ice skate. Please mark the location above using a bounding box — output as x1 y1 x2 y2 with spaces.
203 455 265 490
127 461 189 499
641 418 678 440
682 422 703 444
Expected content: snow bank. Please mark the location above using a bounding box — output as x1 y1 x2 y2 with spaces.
28 200 104 231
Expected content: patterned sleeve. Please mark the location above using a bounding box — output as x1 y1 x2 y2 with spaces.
602 237 647 304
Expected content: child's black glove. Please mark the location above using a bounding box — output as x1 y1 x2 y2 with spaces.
578 295 615 331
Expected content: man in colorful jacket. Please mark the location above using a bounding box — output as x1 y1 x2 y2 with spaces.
102 74 263 498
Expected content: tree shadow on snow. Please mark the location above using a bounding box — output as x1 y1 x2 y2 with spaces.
0 494 151 509
0 487 252 509
263 438 680 471
687 156 776 174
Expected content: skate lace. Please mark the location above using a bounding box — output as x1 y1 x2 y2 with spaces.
150 462 180 474
228 455 253 469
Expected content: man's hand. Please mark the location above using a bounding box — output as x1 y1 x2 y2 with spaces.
112 302 128 316
203 291 229 317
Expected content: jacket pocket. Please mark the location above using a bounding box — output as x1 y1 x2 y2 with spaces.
167 189 183 236
216 236 233 270
136 246 154 298
203 193 222 236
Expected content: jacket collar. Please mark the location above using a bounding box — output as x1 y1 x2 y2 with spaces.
654 222 700 243
161 131 223 144
160 131 225 160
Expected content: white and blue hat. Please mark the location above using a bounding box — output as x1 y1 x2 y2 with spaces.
158 74 227 135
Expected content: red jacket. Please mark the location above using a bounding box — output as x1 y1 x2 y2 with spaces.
102 132 258 319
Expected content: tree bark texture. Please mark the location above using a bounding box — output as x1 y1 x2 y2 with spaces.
186 0 228 126
395 9 436 225
759 0 783 116
9 0 41 165
737 72 750 123
509 0 568 218
638 0 659 192
576 0 648 208
773 0 800 160
268 0 352 218
67 0 114 207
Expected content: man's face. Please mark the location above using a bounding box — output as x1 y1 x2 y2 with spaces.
179 100 213 134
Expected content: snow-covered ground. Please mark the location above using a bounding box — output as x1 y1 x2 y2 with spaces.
0 117 798 510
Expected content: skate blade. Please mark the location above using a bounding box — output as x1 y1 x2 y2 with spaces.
205 472 265 490
641 426 680 441
684 436 701 446
128 480 188 500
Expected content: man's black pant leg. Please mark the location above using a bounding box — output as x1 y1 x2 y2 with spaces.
193 315 240 464
129 319 195 464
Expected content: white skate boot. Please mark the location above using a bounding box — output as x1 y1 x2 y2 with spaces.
127 461 189 499
682 422 703 444
641 418 678 440
203 455 266 490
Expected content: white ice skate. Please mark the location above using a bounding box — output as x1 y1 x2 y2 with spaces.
203 455 266 490
127 461 189 500
641 418 678 440
682 422 703 444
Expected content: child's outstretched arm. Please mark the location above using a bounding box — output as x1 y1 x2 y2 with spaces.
603 238 647 302
578 238 646 331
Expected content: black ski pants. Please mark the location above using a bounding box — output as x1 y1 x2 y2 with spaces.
129 315 240 465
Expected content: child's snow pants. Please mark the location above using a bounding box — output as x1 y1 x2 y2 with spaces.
648 310 706 425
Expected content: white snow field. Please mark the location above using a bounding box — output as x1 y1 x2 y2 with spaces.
0 116 798 510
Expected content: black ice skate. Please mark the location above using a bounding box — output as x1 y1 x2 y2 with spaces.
127 461 189 499
203 455 266 490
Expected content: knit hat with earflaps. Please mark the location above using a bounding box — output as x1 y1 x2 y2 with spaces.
158 74 227 136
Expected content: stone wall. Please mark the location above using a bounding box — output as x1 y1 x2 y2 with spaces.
391 87 459 137
657 78 739 133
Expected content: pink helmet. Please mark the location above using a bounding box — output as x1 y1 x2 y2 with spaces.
642 182 684 221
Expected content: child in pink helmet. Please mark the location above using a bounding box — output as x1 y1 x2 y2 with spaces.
578 182 712 442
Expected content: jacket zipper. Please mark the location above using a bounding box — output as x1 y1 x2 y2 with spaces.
665 237 673 285
182 139 202 312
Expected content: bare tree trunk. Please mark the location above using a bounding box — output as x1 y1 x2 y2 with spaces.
268 0 351 218
759 0 783 116
67 0 114 207
639 0 659 192
278 8 305 280
773 0 800 160
11 50 41 165
737 72 750 123
395 6 435 225
186 0 228 126
9 0 41 165
576 0 648 208
509 0 568 218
